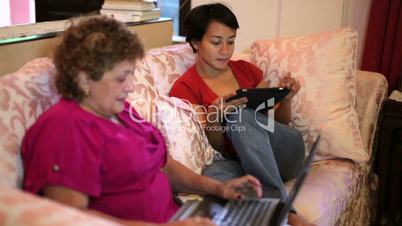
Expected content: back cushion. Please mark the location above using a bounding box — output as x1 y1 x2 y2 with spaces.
145 44 196 96
127 95 218 174
0 58 59 188
128 53 218 173
250 28 367 163
127 58 160 122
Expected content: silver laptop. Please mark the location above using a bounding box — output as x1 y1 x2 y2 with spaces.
170 135 320 226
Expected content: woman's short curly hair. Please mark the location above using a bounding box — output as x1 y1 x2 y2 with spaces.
54 16 144 101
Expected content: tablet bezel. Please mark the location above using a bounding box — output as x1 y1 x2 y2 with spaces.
227 87 290 110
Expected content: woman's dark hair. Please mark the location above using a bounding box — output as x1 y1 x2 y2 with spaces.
184 3 239 53
54 16 144 101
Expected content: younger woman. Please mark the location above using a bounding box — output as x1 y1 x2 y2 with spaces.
170 3 314 226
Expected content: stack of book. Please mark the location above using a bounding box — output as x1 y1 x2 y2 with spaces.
101 0 160 23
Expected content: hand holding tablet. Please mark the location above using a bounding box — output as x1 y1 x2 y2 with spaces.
226 87 290 110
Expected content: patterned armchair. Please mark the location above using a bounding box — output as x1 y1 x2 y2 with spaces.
0 32 388 225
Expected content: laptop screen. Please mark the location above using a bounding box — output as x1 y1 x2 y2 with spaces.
274 135 320 224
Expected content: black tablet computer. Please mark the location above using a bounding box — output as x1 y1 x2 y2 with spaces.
227 87 290 110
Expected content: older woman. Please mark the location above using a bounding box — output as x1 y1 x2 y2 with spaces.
22 16 262 226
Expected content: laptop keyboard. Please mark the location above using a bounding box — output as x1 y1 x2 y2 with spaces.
212 199 274 226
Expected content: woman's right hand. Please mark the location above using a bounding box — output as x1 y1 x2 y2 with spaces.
208 92 248 121
164 217 216 226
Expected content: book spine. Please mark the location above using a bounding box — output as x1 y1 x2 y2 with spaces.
100 8 160 16
102 2 155 11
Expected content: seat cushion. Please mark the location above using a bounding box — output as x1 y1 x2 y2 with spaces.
0 58 59 188
284 159 365 225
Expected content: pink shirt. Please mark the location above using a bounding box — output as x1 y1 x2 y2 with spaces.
22 98 179 223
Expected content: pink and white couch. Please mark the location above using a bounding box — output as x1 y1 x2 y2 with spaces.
0 28 387 226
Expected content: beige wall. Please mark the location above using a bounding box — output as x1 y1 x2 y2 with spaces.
192 0 279 53
192 0 372 68
342 0 372 67
278 0 344 36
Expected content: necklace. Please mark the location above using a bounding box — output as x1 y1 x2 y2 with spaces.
110 115 120 124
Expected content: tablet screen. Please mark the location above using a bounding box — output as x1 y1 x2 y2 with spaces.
227 87 289 110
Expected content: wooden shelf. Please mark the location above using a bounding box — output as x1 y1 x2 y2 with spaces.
0 17 172 76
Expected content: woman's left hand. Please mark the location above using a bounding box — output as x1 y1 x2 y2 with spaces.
216 175 262 200
279 73 300 100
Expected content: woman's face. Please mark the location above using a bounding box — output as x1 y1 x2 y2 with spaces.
195 21 237 75
81 60 135 117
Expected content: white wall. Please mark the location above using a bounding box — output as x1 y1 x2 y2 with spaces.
279 0 344 37
0 0 35 27
342 0 372 67
0 0 11 27
191 0 372 68
192 0 279 53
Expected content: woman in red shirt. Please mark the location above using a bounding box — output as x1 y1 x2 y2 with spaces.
170 3 314 226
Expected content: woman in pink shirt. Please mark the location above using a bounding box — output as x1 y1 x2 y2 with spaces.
22 16 262 226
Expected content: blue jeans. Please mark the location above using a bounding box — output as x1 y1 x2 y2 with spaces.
202 108 305 200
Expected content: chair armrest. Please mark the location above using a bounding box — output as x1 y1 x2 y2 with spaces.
355 70 388 158
0 186 122 226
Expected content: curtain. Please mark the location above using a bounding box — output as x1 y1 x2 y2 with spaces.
361 0 402 92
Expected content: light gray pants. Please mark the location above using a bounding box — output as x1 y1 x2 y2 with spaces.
203 108 305 200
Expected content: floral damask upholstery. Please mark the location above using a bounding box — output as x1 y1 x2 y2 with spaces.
355 71 388 157
153 95 217 173
0 58 59 188
126 52 218 173
283 70 387 225
0 186 120 226
145 44 196 96
126 94 217 174
250 28 367 163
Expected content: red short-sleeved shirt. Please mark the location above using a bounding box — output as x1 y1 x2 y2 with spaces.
169 60 263 154
170 60 263 106
22 98 179 223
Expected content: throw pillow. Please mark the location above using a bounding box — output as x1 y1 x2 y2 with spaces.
250 28 367 163
145 44 196 96
126 95 217 174
0 58 59 187
128 56 217 173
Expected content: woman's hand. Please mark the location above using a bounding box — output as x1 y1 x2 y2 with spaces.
210 92 248 113
207 92 247 123
287 213 316 226
215 175 262 200
163 217 215 226
279 73 300 100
